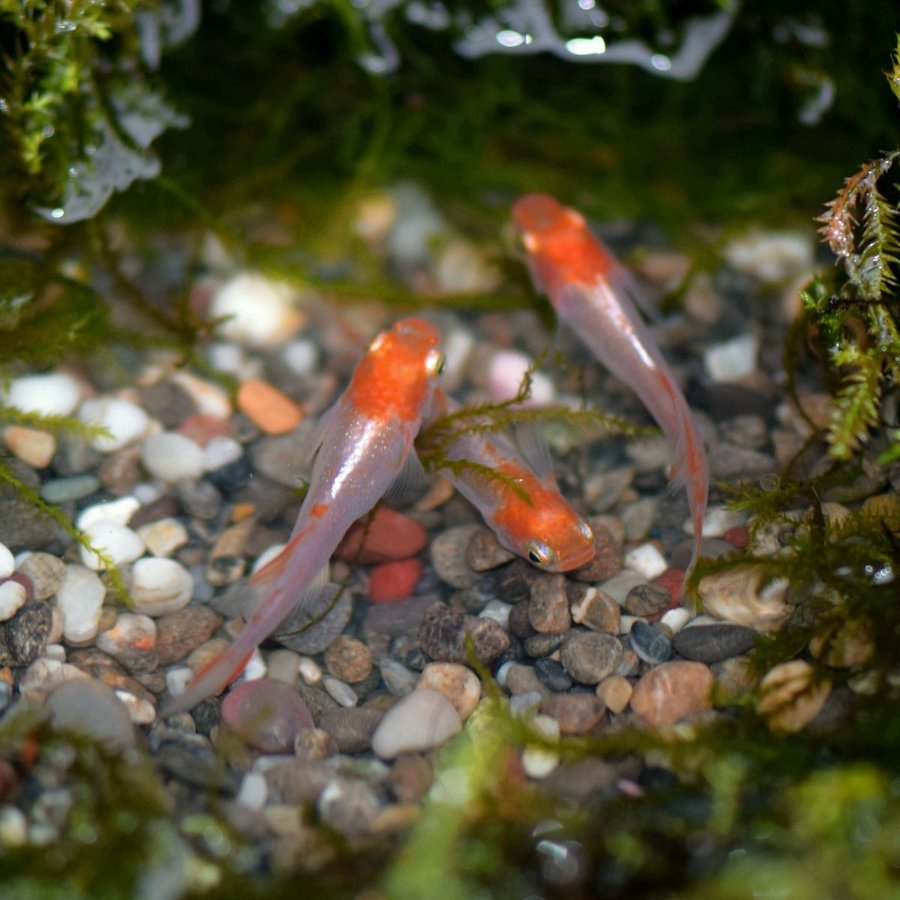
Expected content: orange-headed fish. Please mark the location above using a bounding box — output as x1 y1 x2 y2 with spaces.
512 193 708 577
424 388 596 572
163 318 443 715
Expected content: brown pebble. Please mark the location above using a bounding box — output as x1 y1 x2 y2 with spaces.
528 573 571 634
756 660 831 732
237 379 303 435
156 606 224 666
630 660 714 727
418 662 481 719
624 583 671 617
569 584 620 634
560 631 623 685
417 602 510 664
429 524 482 589
386 753 434 804
568 523 622 583
596 675 633 714
541 692 606 735
324 635 373 684
465 526 516 571
294 727 339 762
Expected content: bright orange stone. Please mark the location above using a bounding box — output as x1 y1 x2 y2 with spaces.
236 379 302 435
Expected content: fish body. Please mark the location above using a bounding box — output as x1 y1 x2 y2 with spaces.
512 193 708 576
163 318 443 714
425 388 596 572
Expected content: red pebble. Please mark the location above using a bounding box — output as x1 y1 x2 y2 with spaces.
368 558 423 603
722 525 750 549
652 567 685 607
334 507 427 564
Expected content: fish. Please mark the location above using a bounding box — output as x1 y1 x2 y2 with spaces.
423 387 596 572
162 318 444 715
512 192 708 579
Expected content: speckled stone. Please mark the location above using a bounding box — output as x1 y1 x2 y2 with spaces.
630 660 714 727
624 583 671 617
16 553 66 601
524 632 565 658
568 523 622 583
541 692 606 735
0 600 52 666
429 524 482 589
418 662 481 719
672 623 757 663
560 632 623 685
154 605 223 666
528 573 571 634
506 662 551 698
317 707 384 754
324 635 373 684
629 620 673 665
569 584 621 634
465 526 516 571
417 602 510 664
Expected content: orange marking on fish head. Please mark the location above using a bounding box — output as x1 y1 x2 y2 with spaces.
489 463 596 572
346 318 443 422
513 193 615 288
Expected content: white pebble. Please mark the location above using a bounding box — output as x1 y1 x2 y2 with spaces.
4 372 82 417
208 272 302 348
96 613 157 658
205 342 250 377
165 666 195 698
371 688 462 760
323 675 358 708
704 333 759 383
43 643 66 662
129 557 193 616
521 714 560 779
724 230 814 284
281 338 319 377
202 435 243 472
141 432 205 481
136 518 189 557
0 543 14 579
19 657 88 702
0 805 27 847
238 647 267 682
55 564 106 643
697 505 747 538
488 350 555 406
479 599 512 629
618 614 642 635
236 772 269 811
298 656 323 686
79 521 145 570
660 606 693 634
0 579 28 622
79 397 150 452
170 371 233 419
623 542 669 580
77 496 141 530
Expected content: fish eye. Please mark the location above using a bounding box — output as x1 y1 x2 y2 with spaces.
578 519 594 542
525 540 555 568
425 349 445 377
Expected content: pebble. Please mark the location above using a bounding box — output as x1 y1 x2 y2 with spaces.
598 570 648 606
630 660 714 727
698 565 791 633
623 542 669 580
528 573 571 634
318 777 383 838
324 636 373 684
129 557 194 616
77 495 141 529
0 578 29 622
672 623 757 663
541 692 606 735
96 613 158 672
756 659 831 732
79 521 145 570
465 527 516 571
569 585 620 634
55 564 106 643
620 497 659 542
136 518 189 557
221 678 314 752
236 379 303 435
79 397 151 452
294 727 339 762
624 583 671 617
318 707 383 754
202 434 243 471
704 333 759 382
0 544 13 579
154 605 222 665
4 372 82 417
521 714 560 779
479 599 512 629
236 771 268 812
141 432 206 481
368 558 422 603
386 753 434 804
208 272 303 347
506 663 550 698
428 524 482 588
169 371 233 420
417 602 510 664
524 632 565 658
418 662 481 719
47 678 135 750
335 507 427 565
596 675 633 714
272 583 353 655
3 426 56 468
39 474 100 504
629 620 673 665
322 675 359 708
371 688 462 760
660 606 692 634
533 657 573 693
708 443 777 482
568 523 622 582
19 657 88 702
723 230 814 283
379 657 418 697
282 338 319 377
266 649 302 686
560 632 623 685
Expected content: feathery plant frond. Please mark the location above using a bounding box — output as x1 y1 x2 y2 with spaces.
0 406 111 444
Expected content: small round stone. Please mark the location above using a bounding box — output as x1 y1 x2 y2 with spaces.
541 692 606 735
624 583 671 617
623 542 669 580
154 605 222 665
16 553 64 601
418 662 481 719
136 518 189 558
428 524 482 589
39 474 100 504
96 613 157 671
368 558 423 603
79 521 145 570
55 564 106 643
533 657 572 693
528 573 571 634
596 675 633 714
570 585 620 634
129 557 193 616
465 526 516 571
237 379 303 435
79 397 150 452
3 426 56 468
630 660 714 727
141 432 206 481
208 272 303 348
324 635 373 684
322 675 359 708
371 688 462 759
569 523 623 583
0 578 28 622
5 372 82 417
629 620 673 665
47 678 135 750
560 632 623 685
0 543 13 579
699 565 790 633
672 623 757 663
335 508 427 565
221 678 314 752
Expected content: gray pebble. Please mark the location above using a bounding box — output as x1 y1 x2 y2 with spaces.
505 663 550 698
16 553 65 601
524 633 565 658
624 583 671 617
39 475 101 504
1 599 52 666
528 573 571 634
417 602 510 664
629 620 673 665
47 678 135 751
465 526 516 571
569 523 623 583
273 583 354 655
318 777 383 838
318 707 384 754
429 524 482 589
249 424 315 487
534 657 573 693
672 623 757 663
560 631 623 684
175 479 223 521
